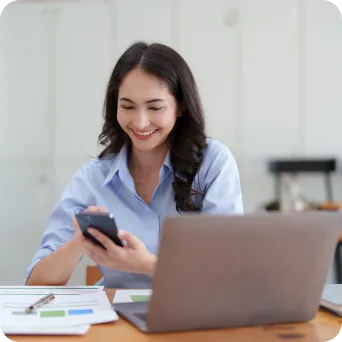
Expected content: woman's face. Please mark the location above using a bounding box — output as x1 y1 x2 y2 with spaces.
117 67 179 153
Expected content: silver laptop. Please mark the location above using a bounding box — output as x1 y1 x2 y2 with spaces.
112 212 342 333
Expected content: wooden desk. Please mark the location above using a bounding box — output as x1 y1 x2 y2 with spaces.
6 289 342 342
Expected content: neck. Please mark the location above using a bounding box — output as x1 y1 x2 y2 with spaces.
129 143 168 175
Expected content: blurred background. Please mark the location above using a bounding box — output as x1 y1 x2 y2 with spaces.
0 0 341 285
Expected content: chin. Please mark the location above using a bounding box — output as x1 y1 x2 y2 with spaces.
130 136 167 153
132 141 160 152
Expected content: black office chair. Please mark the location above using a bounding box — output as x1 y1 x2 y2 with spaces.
267 158 342 283
268 158 336 202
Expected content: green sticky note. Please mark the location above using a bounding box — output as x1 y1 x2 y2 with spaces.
40 310 65 318
131 295 150 302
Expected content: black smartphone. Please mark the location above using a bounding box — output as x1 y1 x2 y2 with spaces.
75 211 124 249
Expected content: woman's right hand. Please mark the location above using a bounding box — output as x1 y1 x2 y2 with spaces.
72 206 109 246
27 206 109 286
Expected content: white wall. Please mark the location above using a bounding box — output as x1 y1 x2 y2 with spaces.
0 0 341 285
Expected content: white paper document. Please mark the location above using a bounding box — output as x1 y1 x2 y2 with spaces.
0 291 118 329
1 324 90 335
113 289 152 304
0 286 104 295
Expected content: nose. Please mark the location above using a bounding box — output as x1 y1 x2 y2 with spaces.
132 110 150 130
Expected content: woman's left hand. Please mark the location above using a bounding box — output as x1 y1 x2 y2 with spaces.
82 229 157 275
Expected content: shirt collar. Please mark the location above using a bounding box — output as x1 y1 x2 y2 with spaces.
102 144 127 186
102 144 173 186
163 150 173 173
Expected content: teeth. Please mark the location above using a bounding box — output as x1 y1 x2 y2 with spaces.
134 130 156 136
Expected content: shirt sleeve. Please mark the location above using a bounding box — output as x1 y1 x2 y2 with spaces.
200 141 244 214
25 162 95 283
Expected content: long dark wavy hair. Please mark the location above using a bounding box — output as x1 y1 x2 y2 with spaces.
98 41 207 212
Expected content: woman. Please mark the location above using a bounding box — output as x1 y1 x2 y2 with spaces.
26 42 243 288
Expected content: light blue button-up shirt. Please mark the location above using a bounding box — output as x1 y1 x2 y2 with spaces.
26 138 243 288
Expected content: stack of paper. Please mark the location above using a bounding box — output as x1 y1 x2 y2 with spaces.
2 325 90 336
0 287 118 335
0 285 104 295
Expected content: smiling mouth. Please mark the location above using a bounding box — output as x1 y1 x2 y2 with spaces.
130 129 158 140
133 130 156 136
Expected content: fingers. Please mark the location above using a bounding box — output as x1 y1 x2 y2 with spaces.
72 216 81 232
83 242 106 265
118 230 145 250
74 229 83 240
83 231 123 269
84 206 108 213
88 228 121 252
73 206 108 232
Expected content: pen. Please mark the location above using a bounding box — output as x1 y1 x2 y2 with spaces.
25 293 55 313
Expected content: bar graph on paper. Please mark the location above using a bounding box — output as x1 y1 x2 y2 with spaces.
3 299 100 318
0 292 118 327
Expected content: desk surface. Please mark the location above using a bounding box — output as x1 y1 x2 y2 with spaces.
6 289 342 342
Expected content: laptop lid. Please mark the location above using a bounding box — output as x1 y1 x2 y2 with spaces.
145 212 341 332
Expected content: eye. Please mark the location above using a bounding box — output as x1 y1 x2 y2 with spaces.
121 106 135 110
149 107 163 112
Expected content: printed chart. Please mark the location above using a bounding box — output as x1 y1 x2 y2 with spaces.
0 292 117 328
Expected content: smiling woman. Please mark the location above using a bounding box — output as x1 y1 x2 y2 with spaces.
99 42 209 212
26 41 244 289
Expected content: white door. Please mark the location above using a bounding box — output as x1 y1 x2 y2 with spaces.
0 3 52 285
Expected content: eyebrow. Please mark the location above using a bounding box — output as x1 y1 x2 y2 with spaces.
119 97 165 104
